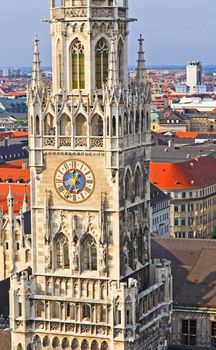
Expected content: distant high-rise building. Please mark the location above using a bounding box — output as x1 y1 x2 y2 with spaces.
2 68 10 77
186 61 203 93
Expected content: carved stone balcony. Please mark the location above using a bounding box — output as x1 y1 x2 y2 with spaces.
43 136 56 147
59 137 72 147
74 137 87 148
90 137 103 148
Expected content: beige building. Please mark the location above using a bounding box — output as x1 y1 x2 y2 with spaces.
151 154 216 239
10 1 172 350
187 113 216 132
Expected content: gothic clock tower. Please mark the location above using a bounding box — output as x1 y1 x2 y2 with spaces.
10 1 172 349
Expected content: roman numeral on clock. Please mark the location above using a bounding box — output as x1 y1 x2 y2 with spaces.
57 186 65 193
85 187 91 194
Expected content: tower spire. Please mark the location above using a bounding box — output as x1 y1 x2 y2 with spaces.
32 35 43 90
136 34 147 86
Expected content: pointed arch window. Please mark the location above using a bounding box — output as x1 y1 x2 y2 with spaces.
125 169 132 202
71 38 85 89
95 38 109 89
54 232 70 269
135 166 142 198
82 234 97 272
118 39 124 83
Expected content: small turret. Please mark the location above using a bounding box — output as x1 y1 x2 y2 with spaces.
136 34 147 87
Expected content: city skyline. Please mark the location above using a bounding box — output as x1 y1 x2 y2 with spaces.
0 0 216 67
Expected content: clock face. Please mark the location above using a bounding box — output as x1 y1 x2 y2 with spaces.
54 160 95 203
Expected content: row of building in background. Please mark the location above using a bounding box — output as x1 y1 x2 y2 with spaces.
151 107 216 133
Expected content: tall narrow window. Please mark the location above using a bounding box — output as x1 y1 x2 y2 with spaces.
82 234 97 272
71 39 85 89
118 39 124 83
211 322 216 348
95 38 109 89
54 232 70 270
182 319 197 346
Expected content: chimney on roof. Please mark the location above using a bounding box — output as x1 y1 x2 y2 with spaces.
4 136 9 148
22 162 28 170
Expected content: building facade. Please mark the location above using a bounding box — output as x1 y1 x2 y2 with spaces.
186 61 202 93
152 238 216 350
150 184 170 238
10 1 172 349
151 155 216 239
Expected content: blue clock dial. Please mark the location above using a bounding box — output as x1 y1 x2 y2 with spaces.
55 160 95 203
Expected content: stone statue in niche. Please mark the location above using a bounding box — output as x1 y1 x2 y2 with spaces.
71 241 79 271
123 242 129 266
45 241 52 270
99 240 106 272
134 235 138 260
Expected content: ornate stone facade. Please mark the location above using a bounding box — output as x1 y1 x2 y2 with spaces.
10 1 172 349
0 189 31 281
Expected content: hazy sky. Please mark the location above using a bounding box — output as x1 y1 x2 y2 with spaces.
0 0 216 67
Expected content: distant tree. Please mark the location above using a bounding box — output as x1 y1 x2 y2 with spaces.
212 226 216 239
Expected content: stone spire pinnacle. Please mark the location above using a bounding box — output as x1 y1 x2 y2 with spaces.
7 185 14 202
32 35 43 89
21 185 29 214
108 35 119 89
136 34 147 86
7 185 14 219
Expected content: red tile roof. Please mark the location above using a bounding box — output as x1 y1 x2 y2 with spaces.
150 155 216 190
0 160 28 169
175 131 216 139
0 132 28 140
0 168 30 183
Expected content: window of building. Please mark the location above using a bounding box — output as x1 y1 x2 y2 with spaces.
95 38 109 89
181 219 186 226
182 319 196 346
174 218 179 226
71 38 85 89
181 204 185 212
211 322 216 348
182 192 186 199
82 304 91 320
54 232 70 270
18 303 22 317
82 234 97 272
174 206 179 212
